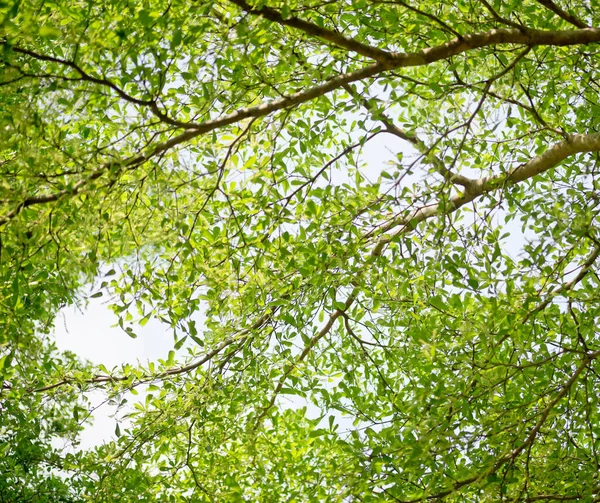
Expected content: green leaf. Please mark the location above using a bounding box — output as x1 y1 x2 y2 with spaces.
38 26 60 38
429 296 446 312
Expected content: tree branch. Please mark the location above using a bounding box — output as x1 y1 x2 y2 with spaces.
522 242 600 323
342 82 476 188
31 309 274 393
370 0 464 39
6 44 193 129
534 0 588 29
227 0 396 64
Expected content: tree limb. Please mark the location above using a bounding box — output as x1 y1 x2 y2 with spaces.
31 309 274 393
227 0 396 64
535 0 588 29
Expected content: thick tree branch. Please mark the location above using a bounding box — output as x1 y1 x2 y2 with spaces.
535 0 589 29
377 132 600 238
393 27 600 67
227 0 396 64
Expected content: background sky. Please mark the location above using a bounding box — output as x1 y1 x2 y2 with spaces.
52 298 173 450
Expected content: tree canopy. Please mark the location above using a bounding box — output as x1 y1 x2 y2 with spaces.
2 0 600 501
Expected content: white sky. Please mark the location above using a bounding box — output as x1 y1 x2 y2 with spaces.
52 299 173 450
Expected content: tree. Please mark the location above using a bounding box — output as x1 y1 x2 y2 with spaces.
1 0 600 500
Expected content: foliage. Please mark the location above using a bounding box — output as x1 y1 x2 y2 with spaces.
2 0 600 500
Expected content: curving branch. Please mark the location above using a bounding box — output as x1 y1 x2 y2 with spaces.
341 82 476 188
522 242 600 323
226 0 396 64
5 44 193 129
31 309 274 393
535 0 588 29
371 0 464 39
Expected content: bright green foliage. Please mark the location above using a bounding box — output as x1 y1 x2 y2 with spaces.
2 0 600 501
